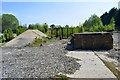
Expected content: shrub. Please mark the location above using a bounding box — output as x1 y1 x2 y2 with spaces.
0 35 6 43
4 29 14 42
16 26 27 36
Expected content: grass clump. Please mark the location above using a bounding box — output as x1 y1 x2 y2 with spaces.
55 74 68 80
27 37 42 47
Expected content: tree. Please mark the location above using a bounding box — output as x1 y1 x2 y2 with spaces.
28 24 33 29
89 14 103 26
0 15 2 32
79 26 85 32
83 20 89 30
4 29 14 42
100 7 117 26
16 25 27 36
109 18 115 30
83 14 103 31
0 35 6 43
43 23 48 33
35 23 41 29
65 25 69 28
39 26 45 33
50 24 55 34
115 9 120 29
50 24 55 29
2 14 19 32
100 12 109 25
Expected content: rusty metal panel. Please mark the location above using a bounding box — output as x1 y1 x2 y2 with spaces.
73 32 113 50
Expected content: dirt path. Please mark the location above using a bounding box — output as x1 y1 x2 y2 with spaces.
65 50 117 78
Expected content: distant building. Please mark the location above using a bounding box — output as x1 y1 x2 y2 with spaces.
118 1 120 9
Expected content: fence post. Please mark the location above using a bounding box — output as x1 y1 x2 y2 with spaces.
67 28 68 38
51 28 52 38
55 28 58 38
72 28 74 34
61 27 63 39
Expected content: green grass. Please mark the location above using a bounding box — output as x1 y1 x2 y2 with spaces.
55 74 69 80
26 37 42 47
26 37 59 47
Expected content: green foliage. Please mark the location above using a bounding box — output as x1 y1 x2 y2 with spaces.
103 18 115 31
101 7 117 25
82 14 115 32
78 26 85 32
27 37 42 47
16 26 27 36
43 23 48 33
26 37 50 47
109 18 115 30
4 29 14 42
0 16 2 32
115 9 120 29
56 74 68 80
0 35 6 43
101 7 120 30
49 25 85 38
2 14 19 32
83 14 103 31
28 23 47 33
42 37 48 43
28 24 38 29
38 26 45 33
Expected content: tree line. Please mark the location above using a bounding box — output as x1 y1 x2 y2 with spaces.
0 7 120 42
100 7 120 30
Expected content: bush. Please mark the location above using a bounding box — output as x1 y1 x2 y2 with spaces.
16 26 27 36
4 29 14 42
38 26 45 33
0 35 6 43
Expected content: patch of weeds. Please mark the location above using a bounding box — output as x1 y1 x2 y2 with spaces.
55 74 69 80
26 37 43 47
103 60 120 80
42 37 48 43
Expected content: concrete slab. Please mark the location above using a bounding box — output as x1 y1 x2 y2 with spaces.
65 51 116 78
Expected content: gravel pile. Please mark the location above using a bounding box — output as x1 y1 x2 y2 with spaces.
4 30 47 47
1 41 80 78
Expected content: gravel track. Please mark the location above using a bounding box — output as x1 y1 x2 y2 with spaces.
1 41 80 78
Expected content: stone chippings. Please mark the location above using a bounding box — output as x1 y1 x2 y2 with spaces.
107 32 120 62
1 41 80 78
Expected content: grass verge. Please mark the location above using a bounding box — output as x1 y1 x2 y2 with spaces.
26 37 43 47
102 60 120 80
95 53 120 80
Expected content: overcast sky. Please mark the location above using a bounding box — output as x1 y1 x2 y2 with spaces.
2 1 119 26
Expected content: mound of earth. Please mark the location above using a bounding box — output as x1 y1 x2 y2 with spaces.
3 30 47 47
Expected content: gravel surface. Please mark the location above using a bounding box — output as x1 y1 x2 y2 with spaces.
107 32 120 62
104 32 120 71
1 41 80 78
